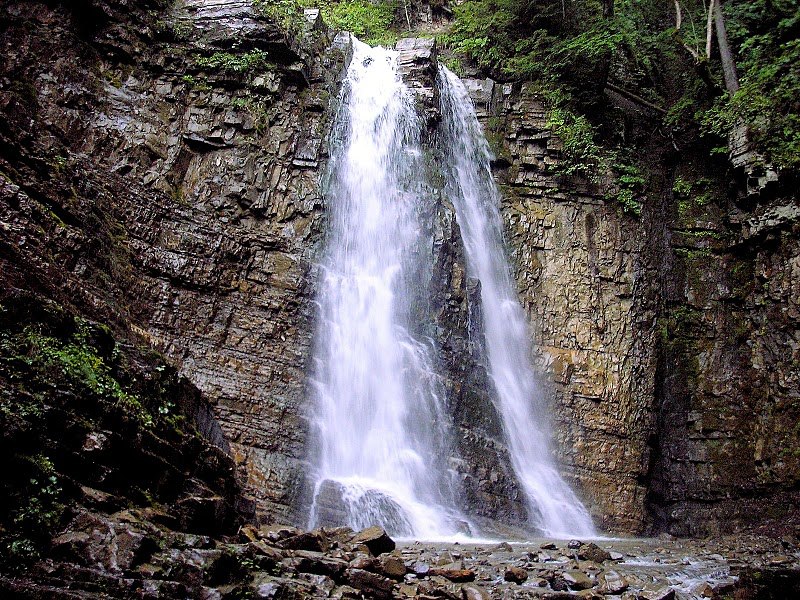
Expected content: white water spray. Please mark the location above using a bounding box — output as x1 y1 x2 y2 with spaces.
438 67 596 537
308 39 465 539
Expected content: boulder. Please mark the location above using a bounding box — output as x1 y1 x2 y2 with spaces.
379 555 407 580
343 568 394 600
352 526 396 556
600 570 628 594
579 543 612 563
563 570 594 591
504 566 528 584
428 568 476 582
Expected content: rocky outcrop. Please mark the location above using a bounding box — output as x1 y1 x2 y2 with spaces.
466 77 800 535
0 0 346 526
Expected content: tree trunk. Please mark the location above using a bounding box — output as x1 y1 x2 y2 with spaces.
706 0 716 59
714 0 740 93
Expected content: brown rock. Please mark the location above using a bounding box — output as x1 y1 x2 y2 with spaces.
343 567 394 600
638 587 675 600
462 584 491 600
563 570 594 591
352 526 396 555
428 568 476 582
504 566 528 583
379 555 407 580
599 570 628 594
579 543 612 563
280 530 329 552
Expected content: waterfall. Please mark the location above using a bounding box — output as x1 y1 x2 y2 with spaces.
308 39 466 539
438 67 595 537
308 35 594 539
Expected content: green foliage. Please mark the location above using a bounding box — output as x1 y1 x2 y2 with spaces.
609 163 645 216
702 1 800 170
21 325 153 427
0 449 63 566
546 101 604 178
253 0 310 34
319 0 400 47
195 50 273 74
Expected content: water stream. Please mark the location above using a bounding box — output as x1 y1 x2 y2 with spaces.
438 67 595 538
308 39 464 538
308 38 594 539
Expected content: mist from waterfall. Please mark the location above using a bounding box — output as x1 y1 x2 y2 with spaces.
307 38 466 539
438 67 595 537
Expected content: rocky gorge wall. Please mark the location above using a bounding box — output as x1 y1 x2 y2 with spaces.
1 0 798 538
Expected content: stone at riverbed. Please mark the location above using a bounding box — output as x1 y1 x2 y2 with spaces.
600 570 628 594
638 587 675 600
350 555 380 571
279 529 329 552
579 543 612 563
343 568 394 599
380 555 407 580
462 584 491 599
563 569 594 590
504 566 528 583
353 526 396 555
541 542 558 550
428 567 477 582
413 560 431 575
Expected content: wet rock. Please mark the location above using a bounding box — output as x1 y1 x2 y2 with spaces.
413 560 431 575
637 587 675 600
568 540 583 550
280 529 329 552
379 555 407 580
599 570 628 594
285 550 348 578
462 584 491 600
352 526 396 556
428 568 476 582
609 551 625 561
350 555 381 571
504 566 528 583
343 567 394 599
563 570 594 590
579 543 612 563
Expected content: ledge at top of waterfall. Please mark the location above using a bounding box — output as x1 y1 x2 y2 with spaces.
306 35 595 540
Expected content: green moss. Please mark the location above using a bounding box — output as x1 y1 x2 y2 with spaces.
194 50 274 74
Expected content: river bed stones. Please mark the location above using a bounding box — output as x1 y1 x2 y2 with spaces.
4 513 800 599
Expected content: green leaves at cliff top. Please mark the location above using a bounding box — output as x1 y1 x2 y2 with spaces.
703 1 800 170
317 0 400 47
442 0 800 174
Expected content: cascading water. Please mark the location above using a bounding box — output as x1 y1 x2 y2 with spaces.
307 38 466 539
438 67 596 538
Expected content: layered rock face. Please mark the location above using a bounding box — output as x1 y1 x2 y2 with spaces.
461 79 799 535
0 0 342 525
459 82 655 532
